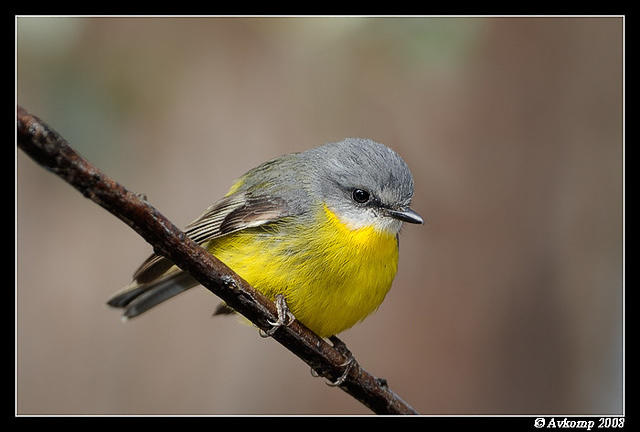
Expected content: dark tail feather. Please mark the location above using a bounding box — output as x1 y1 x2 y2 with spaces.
107 285 150 308
107 271 198 318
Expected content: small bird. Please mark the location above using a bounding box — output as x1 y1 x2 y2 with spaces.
108 138 422 339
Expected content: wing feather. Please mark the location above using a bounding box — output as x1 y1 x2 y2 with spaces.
132 193 288 284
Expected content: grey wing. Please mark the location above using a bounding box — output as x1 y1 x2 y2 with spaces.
108 191 290 317
132 193 289 284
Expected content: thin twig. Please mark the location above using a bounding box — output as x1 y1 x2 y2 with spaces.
16 105 419 415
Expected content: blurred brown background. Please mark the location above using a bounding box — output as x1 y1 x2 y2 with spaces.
16 17 623 415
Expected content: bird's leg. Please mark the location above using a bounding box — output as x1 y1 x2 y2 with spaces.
310 336 358 386
329 335 352 358
326 335 358 386
259 294 295 338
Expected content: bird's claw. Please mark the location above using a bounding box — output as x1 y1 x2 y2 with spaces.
259 294 295 338
310 336 358 386
325 355 357 386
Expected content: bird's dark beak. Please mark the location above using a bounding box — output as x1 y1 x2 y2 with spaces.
385 207 424 224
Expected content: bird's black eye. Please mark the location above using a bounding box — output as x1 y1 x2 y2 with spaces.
352 189 370 203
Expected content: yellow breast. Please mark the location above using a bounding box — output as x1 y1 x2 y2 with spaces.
205 204 399 337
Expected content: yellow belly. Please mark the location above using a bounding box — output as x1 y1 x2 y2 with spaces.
205 204 399 337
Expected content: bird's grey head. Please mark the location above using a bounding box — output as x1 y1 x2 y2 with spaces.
304 138 423 234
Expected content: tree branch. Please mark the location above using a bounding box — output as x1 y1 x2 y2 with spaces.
16 105 418 415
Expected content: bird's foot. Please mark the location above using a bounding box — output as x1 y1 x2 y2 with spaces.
259 294 295 338
310 336 358 386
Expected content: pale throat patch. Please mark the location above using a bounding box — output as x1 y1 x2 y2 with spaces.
327 204 403 234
